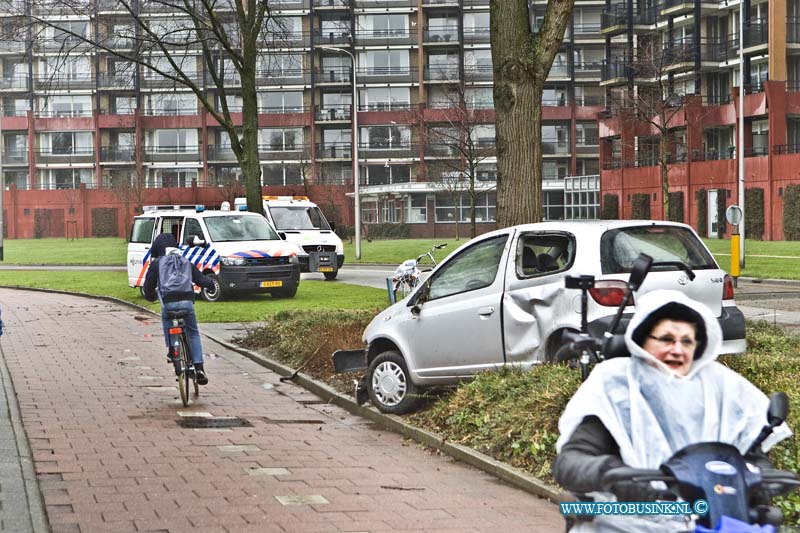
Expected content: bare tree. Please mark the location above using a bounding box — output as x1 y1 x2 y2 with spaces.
10 0 289 214
422 85 495 239
490 0 575 226
215 177 245 208
108 167 147 237
606 34 710 219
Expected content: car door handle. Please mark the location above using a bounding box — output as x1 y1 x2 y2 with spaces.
478 306 495 317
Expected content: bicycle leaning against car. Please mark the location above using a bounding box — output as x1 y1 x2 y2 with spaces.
388 243 447 303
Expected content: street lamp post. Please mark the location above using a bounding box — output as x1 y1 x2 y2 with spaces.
737 1 745 268
319 46 360 259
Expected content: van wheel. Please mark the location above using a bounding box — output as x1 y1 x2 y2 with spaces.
323 271 338 281
271 284 298 298
367 351 422 415
201 273 223 302
139 285 147 299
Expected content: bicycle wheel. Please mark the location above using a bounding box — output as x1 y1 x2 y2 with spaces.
177 335 191 407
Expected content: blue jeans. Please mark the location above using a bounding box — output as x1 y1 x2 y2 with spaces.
161 300 204 366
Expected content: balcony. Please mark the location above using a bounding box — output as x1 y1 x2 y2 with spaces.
98 73 134 89
359 142 413 159
425 143 458 158
36 37 92 52
0 39 25 53
423 0 458 6
207 145 238 162
264 32 310 48
774 145 800 155
36 147 94 164
355 29 416 45
255 69 311 86
575 141 599 156
258 105 306 114
35 109 93 118
424 65 460 82
691 148 735 161
316 105 352 122
359 102 412 111
142 107 199 117
573 23 602 38
744 146 768 157
313 0 350 8
744 19 768 48
703 93 731 106
100 146 135 163
660 0 693 17
423 28 459 44
463 27 490 43
2 148 27 165
353 0 415 8
601 4 657 35
547 63 569 79
314 29 352 45
258 145 306 160
34 74 94 91
789 19 800 44
314 67 352 84
140 73 202 89
0 75 29 91
97 0 129 11
356 66 415 83
541 139 570 156
316 142 352 159
143 145 200 162
464 64 492 82
663 37 696 67
574 61 602 80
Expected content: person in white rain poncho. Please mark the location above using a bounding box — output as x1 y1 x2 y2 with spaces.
553 290 791 532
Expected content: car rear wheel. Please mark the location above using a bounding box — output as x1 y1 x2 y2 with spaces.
366 351 422 415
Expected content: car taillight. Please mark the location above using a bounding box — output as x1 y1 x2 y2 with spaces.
588 280 629 307
723 274 735 300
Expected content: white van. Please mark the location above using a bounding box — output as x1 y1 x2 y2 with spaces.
234 195 344 280
127 204 303 301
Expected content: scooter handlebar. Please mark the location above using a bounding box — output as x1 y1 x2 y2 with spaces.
600 467 674 491
553 331 602 363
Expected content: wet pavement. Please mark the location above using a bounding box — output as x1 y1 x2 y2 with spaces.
0 288 564 533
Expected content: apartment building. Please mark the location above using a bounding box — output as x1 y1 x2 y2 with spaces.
0 0 606 238
597 0 800 240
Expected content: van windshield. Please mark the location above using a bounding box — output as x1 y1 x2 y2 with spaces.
268 206 331 231
204 215 280 242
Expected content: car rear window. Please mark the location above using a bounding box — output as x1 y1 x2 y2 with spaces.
600 226 717 274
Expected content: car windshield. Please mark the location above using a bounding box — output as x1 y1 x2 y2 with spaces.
268 206 331 231
600 226 717 274
204 215 280 242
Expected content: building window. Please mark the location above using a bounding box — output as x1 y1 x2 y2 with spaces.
363 164 410 185
359 50 409 75
258 54 303 78
406 195 427 223
543 190 565 221
358 87 409 110
38 95 92 117
43 131 93 155
361 126 411 150
380 198 400 222
147 93 196 115
564 175 599 220
258 91 303 113
149 129 198 153
435 193 495 223
113 96 136 115
150 168 198 188
262 164 302 186
37 168 93 190
361 199 378 223
356 14 408 38
542 159 570 181
259 128 303 151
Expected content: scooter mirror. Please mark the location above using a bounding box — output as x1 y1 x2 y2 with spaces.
768 392 789 427
628 253 653 291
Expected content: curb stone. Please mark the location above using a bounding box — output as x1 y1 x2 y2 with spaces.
1 286 564 506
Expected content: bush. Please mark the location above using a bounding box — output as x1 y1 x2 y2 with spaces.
601 194 619 220
668 191 684 223
631 193 650 219
784 185 800 241
696 189 707 237
363 222 410 240
745 188 764 241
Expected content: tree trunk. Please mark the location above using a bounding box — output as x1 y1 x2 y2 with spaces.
491 0 574 228
469 161 477 238
240 50 264 216
660 134 670 220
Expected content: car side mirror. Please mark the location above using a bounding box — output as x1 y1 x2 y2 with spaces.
410 304 421 316
628 253 653 291
278 231 286 240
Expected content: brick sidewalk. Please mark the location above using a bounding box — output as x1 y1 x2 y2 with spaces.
0 288 563 533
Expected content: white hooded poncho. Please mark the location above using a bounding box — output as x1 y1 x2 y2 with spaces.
556 290 791 532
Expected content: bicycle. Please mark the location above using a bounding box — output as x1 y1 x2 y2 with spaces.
166 309 199 407
391 243 447 301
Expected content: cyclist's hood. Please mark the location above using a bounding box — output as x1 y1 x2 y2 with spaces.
151 233 178 258
624 289 722 379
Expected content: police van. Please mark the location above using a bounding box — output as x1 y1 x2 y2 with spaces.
234 196 344 280
127 204 303 301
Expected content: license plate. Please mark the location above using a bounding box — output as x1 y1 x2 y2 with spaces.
260 280 283 288
318 266 334 272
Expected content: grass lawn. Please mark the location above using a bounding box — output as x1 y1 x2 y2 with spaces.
2 236 799 280
0 271 387 322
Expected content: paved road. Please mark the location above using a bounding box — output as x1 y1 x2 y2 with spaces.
0 288 564 533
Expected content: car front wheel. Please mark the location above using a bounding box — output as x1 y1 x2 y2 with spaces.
366 351 422 415
201 273 223 302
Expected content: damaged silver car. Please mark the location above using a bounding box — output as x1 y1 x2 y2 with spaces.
334 221 746 414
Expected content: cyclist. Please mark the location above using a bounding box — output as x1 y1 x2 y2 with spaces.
142 233 215 385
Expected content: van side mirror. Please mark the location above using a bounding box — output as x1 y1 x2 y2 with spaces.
329 221 337 231
186 235 205 247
